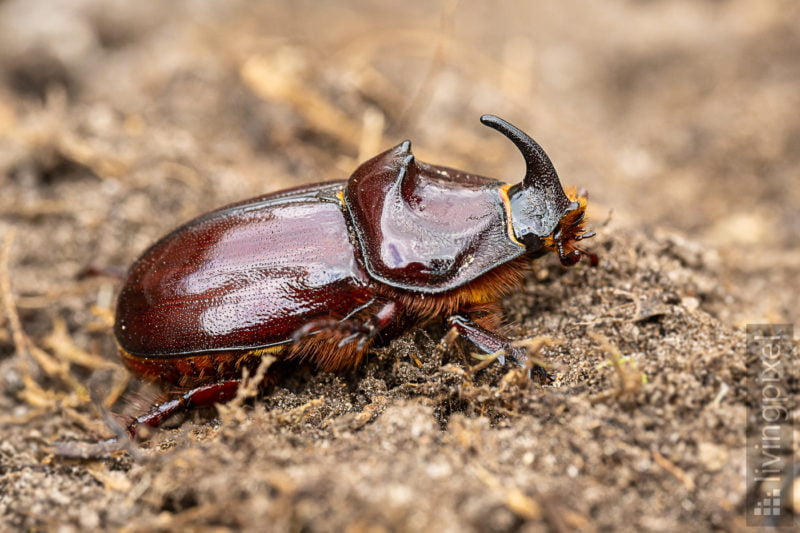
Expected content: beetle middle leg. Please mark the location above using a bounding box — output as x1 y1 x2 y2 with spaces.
290 299 404 371
445 314 552 382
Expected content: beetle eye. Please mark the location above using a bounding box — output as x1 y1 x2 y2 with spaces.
522 234 540 249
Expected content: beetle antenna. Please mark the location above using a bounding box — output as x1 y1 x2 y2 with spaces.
479 115 570 211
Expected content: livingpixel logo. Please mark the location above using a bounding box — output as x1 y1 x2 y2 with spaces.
752 488 782 517
746 324 794 527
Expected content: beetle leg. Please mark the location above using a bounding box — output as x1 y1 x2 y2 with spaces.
127 380 241 437
361 299 402 346
445 314 551 382
289 299 404 372
292 300 402 349
291 317 376 348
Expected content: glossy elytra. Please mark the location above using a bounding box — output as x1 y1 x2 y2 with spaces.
114 115 597 433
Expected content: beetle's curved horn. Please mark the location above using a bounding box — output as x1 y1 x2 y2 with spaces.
479 115 569 209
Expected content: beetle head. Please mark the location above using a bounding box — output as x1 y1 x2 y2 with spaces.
480 115 597 266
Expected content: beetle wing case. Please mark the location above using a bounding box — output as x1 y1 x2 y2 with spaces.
343 141 525 293
114 184 375 359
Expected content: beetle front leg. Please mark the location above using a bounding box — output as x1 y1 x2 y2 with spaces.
445 314 551 382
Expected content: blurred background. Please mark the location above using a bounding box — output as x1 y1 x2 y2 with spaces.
0 0 797 327
1 1 798 530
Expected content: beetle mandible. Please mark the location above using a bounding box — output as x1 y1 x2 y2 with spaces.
115 115 597 432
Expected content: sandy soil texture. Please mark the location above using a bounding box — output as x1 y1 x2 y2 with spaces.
0 1 797 531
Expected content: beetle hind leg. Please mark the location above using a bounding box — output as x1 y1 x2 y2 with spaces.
126 379 242 437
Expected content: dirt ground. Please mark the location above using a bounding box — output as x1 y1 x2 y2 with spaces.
0 1 798 531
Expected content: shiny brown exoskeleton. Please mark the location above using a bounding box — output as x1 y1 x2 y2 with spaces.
115 115 597 432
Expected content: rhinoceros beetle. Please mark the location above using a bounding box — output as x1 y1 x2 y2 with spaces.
114 115 597 433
